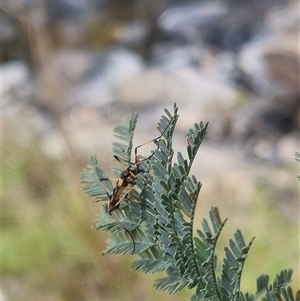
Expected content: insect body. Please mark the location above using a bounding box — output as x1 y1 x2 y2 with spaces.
106 166 139 213
100 116 173 254
107 119 172 213
99 172 137 253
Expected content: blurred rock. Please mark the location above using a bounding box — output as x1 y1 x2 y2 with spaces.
30 47 145 109
75 71 112 107
1 61 31 111
51 49 101 83
103 47 145 87
158 1 228 43
75 47 145 107
265 1 300 35
157 0 288 52
2 0 297 167
231 93 299 163
115 68 187 106
235 27 299 162
173 67 238 140
151 45 204 70
45 0 89 22
109 20 150 47
239 35 299 97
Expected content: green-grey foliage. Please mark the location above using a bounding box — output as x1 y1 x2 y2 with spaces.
81 104 299 301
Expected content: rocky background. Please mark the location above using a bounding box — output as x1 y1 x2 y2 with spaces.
2 0 299 300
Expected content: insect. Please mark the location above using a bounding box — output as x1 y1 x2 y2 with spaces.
99 117 173 254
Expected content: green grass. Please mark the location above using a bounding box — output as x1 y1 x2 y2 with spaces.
242 188 299 293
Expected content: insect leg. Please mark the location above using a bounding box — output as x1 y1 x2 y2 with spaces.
134 116 173 162
108 212 136 254
99 177 119 182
